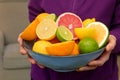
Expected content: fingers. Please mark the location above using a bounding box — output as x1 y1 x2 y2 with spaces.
18 35 28 55
88 51 111 66
76 66 97 71
37 64 45 69
27 54 45 68
106 35 116 51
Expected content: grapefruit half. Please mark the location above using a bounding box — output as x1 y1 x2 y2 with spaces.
56 12 83 39
86 22 109 48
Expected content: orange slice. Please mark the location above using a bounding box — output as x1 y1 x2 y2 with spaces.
70 42 80 56
20 19 39 40
46 41 75 56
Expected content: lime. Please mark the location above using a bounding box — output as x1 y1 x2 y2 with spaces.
56 26 73 42
78 37 99 54
36 19 58 40
45 13 57 21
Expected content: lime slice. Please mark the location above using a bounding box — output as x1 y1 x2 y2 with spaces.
56 26 73 42
56 12 83 39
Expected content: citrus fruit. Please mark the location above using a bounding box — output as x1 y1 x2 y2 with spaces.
56 26 73 42
74 27 96 40
49 37 60 43
70 42 80 56
86 22 109 48
45 13 57 21
36 19 58 40
56 12 83 39
32 40 52 55
83 18 96 27
78 37 99 54
36 13 49 22
46 41 75 56
20 19 39 40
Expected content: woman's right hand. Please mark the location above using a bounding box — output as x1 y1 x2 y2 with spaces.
17 34 44 68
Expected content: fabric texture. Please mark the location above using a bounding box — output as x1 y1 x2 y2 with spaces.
28 0 120 80
3 43 30 69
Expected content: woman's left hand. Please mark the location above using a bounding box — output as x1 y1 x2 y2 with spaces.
76 35 116 71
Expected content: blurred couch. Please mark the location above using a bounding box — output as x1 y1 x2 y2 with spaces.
0 1 31 80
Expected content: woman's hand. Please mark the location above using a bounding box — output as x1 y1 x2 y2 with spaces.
17 34 44 68
76 35 116 71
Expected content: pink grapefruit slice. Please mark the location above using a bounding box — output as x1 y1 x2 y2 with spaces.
56 12 83 40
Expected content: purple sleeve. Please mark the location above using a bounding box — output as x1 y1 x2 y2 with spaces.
110 1 120 54
28 0 45 22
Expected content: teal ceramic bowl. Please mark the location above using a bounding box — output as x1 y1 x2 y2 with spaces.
23 40 104 72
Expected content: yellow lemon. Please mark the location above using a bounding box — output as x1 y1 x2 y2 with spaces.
83 18 96 27
36 13 49 22
74 27 96 40
32 40 52 55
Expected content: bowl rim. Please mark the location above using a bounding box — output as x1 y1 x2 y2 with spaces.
28 47 105 58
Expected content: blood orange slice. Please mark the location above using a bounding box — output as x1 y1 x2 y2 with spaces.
56 12 83 39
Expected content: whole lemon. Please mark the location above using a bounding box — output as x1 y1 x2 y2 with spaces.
78 37 99 54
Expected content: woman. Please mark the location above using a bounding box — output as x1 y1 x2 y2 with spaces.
18 0 120 80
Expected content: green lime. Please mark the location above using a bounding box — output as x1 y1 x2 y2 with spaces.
45 13 57 21
56 26 73 42
78 37 99 54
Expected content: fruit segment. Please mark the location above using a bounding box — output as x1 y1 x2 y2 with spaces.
56 12 83 39
83 18 96 27
86 22 109 48
36 19 58 40
74 27 96 40
36 13 49 22
78 37 99 54
21 19 39 40
56 26 73 41
32 40 52 55
46 41 75 56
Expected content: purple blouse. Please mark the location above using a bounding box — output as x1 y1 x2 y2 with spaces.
28 0 120 80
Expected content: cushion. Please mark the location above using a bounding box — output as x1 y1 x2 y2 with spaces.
3 43 30 69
